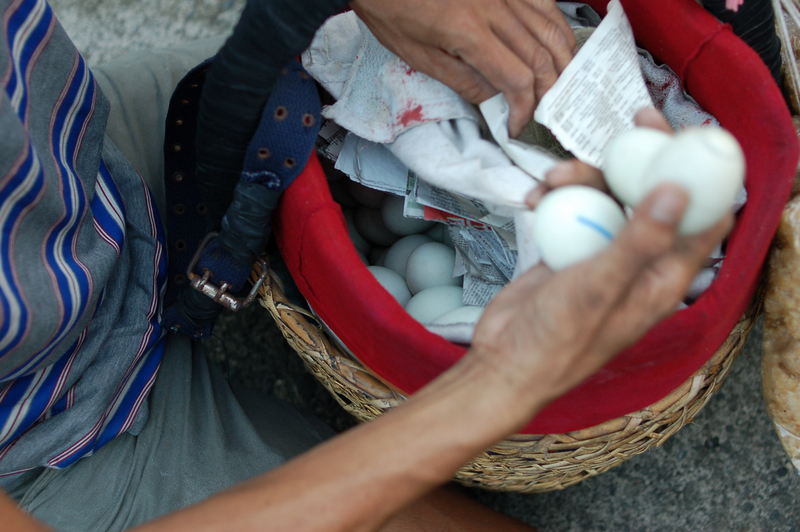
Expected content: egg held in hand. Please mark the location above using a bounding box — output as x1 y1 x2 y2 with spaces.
602 127 672 207
534 186 627 271
602 126 745 234
643 128 745 234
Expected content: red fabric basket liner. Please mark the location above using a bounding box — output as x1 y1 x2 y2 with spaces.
275 0 799 434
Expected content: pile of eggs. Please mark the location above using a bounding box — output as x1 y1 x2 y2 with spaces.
328 174 484 328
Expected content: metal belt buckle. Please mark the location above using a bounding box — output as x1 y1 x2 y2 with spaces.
186 232 268 312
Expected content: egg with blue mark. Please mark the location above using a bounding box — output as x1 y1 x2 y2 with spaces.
534 185 627 271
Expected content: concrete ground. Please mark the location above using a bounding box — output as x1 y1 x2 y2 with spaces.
48 0 800 529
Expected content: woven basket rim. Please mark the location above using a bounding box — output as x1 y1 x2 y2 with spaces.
256 263 760 492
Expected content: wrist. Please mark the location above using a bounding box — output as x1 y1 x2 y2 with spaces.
410 347 550 446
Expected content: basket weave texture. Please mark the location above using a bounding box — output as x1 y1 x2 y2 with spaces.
257 265 761 493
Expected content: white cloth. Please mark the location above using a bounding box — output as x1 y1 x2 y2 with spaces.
302 12 479 144
387 119 538 217
302 12 536 215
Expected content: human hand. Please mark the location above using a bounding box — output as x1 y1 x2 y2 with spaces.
470 184 732 415
350 0 576 137
525 107 670 207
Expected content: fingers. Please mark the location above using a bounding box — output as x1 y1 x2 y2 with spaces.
523 108 674 207
353 0 576 138
634 107 673 133
546 160 605 190
580 187 733 360
516 0 576 50
525 160 606 208
487 12 557 118
411 46 498 105
445 21 537 135
505 0 575 73
558 186 690 318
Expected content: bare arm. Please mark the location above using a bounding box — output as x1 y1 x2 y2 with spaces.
126 184 729 532
0 106 730 532
1 491 50 532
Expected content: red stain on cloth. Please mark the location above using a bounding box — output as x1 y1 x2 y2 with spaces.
398 104 424 127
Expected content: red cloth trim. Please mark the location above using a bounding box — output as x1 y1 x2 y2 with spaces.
275 0 798 433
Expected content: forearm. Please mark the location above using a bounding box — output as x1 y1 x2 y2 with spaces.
0 491 50 532
132 351 545 532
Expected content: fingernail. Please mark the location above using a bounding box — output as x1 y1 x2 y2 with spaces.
649 188 685 224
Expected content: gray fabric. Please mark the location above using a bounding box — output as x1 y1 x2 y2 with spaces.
1 22 335 530
17 334 334 531
0 5 112 377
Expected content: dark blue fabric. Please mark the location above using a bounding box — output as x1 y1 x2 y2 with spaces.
195 0 349 232
240 59 321 189
162 58 321 340
162 59 214 311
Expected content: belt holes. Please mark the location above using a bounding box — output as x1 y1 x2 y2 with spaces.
175 239 187 251
174 274 185 285
284 157 296 169
274 106 288 121
173 144 182 152
173 203 186 215
302 113 315 127
257 148 271 159
197 203 207 215
172 171 185 182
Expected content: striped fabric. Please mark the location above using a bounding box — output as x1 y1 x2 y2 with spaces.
0 0 168 478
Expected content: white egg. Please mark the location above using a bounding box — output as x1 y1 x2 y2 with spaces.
367 266 412 306
405 242 463 295
343 208 371 255
354 206 401 246
534 186 627 271
429 305 484 326
383 234 434 278
348 180 385 208
380 194 435 235
642 127 745 234
405 286 464 324
602 127 672 206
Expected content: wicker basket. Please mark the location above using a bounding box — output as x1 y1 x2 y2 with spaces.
253 0 796 494
257 264 762 492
